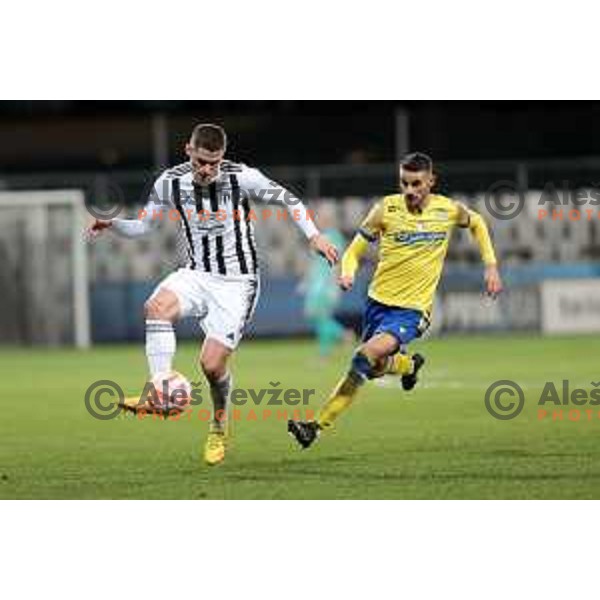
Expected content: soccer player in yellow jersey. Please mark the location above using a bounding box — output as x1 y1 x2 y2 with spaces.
288 152 503 448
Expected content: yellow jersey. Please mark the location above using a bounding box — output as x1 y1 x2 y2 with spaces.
358 194 472 314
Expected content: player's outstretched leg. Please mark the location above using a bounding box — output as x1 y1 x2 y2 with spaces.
117 287 181 413
288 333 397 449
200 338 233 466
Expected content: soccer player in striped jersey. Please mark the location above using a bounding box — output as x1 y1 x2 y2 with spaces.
288 152 502 449
88 123 338 465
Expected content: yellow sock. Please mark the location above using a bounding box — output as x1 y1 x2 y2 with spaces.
317 372 363 429
386 353 413 376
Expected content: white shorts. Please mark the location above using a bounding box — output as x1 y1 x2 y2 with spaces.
152 268 260 349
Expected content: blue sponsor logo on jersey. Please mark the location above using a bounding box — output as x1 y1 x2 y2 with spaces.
394 231 447 245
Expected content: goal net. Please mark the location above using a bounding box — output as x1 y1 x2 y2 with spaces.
0 190 90 348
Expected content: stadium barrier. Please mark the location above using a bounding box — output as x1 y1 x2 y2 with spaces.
90 264 600 341
540 279 600 334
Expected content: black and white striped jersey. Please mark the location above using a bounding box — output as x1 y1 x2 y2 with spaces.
112 160 319 278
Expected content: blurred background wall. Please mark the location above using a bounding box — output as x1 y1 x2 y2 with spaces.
1 100 600 345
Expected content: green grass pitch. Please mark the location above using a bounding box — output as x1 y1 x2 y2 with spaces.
1 334 599 499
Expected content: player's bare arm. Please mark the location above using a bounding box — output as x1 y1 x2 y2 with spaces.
310 233 339 266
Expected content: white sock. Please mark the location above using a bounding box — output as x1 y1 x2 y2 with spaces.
145 319 176 376
210 372 232 430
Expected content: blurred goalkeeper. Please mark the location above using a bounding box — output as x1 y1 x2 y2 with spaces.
288 152 502 449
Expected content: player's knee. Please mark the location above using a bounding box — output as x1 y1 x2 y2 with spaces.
350 351 378 380
360 336 398 362
200 355 226 382
144 297 170 321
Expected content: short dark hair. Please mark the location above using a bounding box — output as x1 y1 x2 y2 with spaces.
190 123 227 152
400 152 433 173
